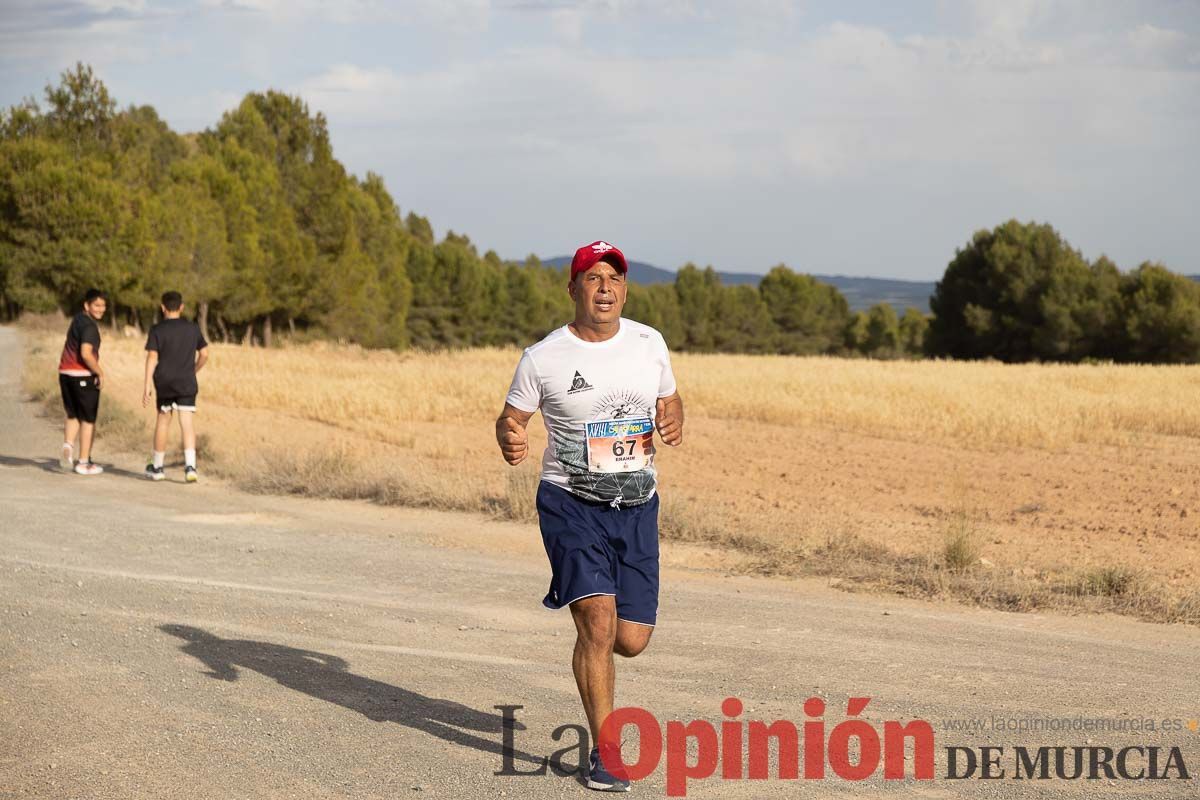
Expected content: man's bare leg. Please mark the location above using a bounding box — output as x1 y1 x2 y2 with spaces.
569 596 656 749
570 595 617 748
78 421 95 463
614 619 653 659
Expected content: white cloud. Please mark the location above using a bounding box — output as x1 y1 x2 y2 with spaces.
199 0 492 29
966 0 1045 38
1127 23 1198 68
507 0 802 37
293 15 1199 188
81 0 148 11
0 0 178 66
548 7 584 42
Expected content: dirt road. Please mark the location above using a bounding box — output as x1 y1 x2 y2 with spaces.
1 325 1197 799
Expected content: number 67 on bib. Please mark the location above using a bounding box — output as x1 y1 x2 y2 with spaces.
584 417 655 473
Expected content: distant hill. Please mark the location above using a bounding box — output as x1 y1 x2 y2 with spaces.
811 275 937 313
542 256 936 312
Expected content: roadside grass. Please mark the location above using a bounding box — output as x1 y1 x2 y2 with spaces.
654 490 1200 625
212 444 511 516
1076 565 1142 599
941 510 983 573
16 317 1200 627
777 532 1200 626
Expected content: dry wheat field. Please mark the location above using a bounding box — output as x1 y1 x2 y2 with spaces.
21 323 1200 623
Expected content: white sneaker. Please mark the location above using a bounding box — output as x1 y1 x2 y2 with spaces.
74 461 103 476
60 443 74 471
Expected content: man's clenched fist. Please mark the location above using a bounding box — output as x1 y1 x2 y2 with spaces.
655 393 684 447
496 414 529 466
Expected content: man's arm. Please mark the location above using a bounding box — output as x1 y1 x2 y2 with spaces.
195 346 209 374
143 350 158 408
81 343 104 389
496 403 535 466
655 391 684 446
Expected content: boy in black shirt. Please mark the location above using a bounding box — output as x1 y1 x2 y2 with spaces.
142 291 209 482
58 288 108 475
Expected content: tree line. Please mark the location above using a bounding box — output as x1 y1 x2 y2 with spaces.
928 220 1200 363
1 65 1194 362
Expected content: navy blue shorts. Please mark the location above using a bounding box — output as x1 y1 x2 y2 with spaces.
536 481 660 626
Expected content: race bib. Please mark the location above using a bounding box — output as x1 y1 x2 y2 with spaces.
585 417 655 473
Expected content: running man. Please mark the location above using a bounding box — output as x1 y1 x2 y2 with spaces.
496 240 684 792
57 288 108 475
142 291 209 482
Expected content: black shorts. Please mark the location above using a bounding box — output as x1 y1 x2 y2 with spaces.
60 374 100 423
156 393 197 413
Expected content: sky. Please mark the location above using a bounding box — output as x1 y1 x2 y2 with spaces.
1 0 1197 280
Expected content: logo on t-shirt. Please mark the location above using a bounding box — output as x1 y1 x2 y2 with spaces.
567 370 594 395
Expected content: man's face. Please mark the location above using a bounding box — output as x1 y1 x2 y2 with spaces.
569 260 627 324
85 298 107 321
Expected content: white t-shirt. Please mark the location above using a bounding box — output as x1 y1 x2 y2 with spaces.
505 318 677 507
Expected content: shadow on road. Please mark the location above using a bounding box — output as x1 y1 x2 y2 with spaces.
0 454 62 474
0 453 146 481
160 624 551 769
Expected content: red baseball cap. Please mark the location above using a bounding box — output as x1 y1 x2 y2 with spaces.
570 240 628 280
